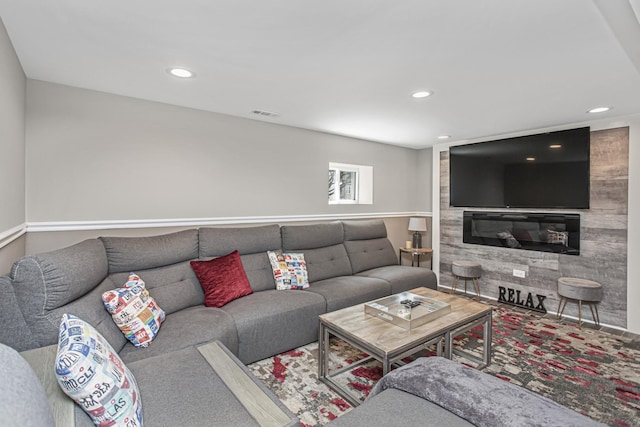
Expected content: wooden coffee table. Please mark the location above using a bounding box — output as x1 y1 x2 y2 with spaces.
318 287 492 406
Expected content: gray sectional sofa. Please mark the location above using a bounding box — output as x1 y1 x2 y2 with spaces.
0 218 603 427
0 219 437 426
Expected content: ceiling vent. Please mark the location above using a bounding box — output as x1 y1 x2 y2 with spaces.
252 109 280 118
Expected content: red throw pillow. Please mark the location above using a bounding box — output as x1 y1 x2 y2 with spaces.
190 250 253 308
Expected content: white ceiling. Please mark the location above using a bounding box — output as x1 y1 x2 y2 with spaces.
2 0 640 149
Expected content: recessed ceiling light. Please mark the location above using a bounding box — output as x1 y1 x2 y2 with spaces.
526 157 536 161
411 91 433 98
549 144 562 149
167 67 195 78
587 106 610 114
437 135 451 140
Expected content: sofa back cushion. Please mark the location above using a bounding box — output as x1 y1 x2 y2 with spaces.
107 261 204 316
199 224 281 257
343 219 388 241
199 225 282 292
100 230 204 316
10 239 126 350
0 275 38 351
342 220 398 274
281 222 352 282
100 229 199 274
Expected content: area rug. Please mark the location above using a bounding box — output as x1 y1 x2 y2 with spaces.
248 305 640 427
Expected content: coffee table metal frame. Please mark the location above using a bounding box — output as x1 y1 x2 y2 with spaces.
318 288 492 407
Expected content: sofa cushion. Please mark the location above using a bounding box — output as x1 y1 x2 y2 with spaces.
342 219 389 241
198 225 282 257
281 222 353 282
221 290 326 364
342 219 399 273
267 251 309 290
306 276 391 312
107 262 204 316
0 343 55 426
0 275 38 351
344 238 398 274
119 305 238 363
239 252 278 292
199 225 282 292
102 273 166 347
305 244 353 282
357 266 438 294
190 250 254 308
55 314 143 427
126 344 299 427
281 221 344 250
100 229 198 274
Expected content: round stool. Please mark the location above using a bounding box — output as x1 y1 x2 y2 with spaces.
451 260 481 298
557 277 603 327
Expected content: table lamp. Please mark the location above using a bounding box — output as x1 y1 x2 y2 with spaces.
408 217 427 248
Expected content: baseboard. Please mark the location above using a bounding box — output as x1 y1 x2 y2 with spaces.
437 284 628 333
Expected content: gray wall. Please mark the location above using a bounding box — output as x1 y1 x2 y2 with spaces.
416 147 433 213
0 17 26 273
26 80 420 222
439 127 629 329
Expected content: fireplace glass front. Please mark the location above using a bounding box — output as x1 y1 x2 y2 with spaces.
463 211 580 255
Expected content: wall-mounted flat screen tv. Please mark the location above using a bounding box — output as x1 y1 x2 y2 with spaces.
449 127 590 209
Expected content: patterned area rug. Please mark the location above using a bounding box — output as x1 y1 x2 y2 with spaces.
249 305 640 427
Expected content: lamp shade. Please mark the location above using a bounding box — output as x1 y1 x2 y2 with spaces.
408 217 427 232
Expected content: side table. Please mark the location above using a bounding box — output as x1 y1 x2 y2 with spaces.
398 247 433 268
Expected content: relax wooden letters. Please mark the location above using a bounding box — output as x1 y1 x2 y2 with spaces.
498 286 547 313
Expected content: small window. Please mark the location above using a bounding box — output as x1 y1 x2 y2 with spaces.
328 162 373 205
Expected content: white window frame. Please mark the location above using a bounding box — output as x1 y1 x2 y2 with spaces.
328 162 373 205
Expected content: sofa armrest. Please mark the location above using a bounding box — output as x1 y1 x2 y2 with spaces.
197 341 299 427
21 345 75 427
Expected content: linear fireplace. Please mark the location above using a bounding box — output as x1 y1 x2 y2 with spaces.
463 211 580 255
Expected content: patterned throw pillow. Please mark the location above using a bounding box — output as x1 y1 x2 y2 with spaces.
55 314 143 427
102 273 165 347
267 251 309 290
190 250 254 308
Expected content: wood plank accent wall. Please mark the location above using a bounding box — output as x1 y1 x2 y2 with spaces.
439 127 629 328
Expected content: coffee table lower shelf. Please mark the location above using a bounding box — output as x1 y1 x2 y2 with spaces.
318 325 445 407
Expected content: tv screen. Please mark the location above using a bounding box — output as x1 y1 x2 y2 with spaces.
449 127 590 209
